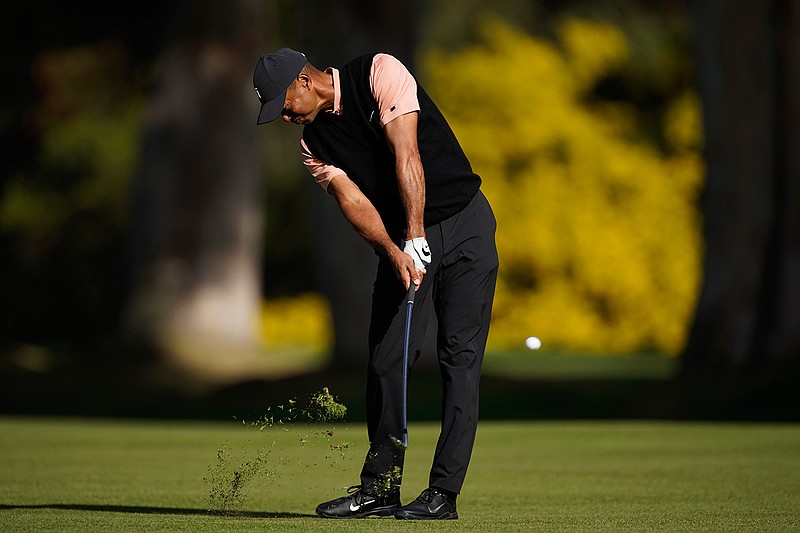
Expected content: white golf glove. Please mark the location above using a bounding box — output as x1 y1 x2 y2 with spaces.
403 237 432 273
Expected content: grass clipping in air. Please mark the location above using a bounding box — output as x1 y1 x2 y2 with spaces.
205 387 349 514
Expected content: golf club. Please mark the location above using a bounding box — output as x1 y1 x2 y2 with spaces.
390 282 416 449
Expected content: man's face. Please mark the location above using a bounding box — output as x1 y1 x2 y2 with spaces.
281 80 318 125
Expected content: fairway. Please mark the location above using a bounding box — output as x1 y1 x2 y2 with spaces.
1 417 798 532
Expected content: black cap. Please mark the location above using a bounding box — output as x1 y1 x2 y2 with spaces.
253 48 307 124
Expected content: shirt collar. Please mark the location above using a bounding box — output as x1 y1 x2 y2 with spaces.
325 67 342 115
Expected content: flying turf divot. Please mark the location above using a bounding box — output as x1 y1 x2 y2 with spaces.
204 387 350 515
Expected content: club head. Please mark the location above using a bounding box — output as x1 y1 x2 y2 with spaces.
390 435 408 450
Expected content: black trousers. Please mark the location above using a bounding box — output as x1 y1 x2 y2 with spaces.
360 190 499 496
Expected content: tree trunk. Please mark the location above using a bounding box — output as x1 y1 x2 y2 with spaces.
124 0 265 383
683 0 800 376
298 0 419 364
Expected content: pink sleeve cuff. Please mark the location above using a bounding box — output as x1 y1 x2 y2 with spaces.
300 137 345 191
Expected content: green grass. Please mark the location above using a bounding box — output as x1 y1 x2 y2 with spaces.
482 350 679 381
1 417 798 532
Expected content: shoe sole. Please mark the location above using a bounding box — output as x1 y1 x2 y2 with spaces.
394 509 458 520
316 505 398 519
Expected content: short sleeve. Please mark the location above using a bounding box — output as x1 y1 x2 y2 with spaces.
369 54 420 126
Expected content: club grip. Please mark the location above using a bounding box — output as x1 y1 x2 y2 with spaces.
406 283 416 305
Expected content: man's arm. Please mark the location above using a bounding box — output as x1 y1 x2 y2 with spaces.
384 112 431 278
369 54 430 278
384 112 426 240
327 174 421 289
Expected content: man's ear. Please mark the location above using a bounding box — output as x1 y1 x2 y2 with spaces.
297 72 311 90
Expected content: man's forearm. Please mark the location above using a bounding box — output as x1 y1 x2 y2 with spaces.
336 189 398 258
396 153 426 239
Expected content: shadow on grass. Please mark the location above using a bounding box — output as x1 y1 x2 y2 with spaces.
0 503 314 518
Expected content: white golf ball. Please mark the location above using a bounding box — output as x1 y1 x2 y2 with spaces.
525 336 542 350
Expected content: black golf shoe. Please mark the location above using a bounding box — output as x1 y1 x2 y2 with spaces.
394 487 458 520
315 485 400 518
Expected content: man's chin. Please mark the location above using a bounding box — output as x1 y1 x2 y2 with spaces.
302 112 320 125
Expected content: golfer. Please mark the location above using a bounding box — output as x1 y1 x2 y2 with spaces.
254 48 498 520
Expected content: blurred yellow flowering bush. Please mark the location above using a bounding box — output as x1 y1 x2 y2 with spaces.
260 293 332 352
423 16 703 354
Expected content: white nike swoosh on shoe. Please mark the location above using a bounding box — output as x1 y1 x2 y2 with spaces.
349 499 375 512
429 502 446 513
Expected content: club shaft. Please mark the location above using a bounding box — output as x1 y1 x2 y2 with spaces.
401 284 415 447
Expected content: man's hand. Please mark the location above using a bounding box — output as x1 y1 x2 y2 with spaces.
403 237 431 273
389 246 423 290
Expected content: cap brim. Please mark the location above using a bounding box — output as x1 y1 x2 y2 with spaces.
256 90 287 124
